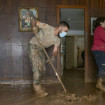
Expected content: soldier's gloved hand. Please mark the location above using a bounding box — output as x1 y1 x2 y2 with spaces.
46 56 55 64
51 56 55 62
32 26 40 33
30 18 37 27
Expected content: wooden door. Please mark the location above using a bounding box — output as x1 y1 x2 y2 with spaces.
57 5 90 82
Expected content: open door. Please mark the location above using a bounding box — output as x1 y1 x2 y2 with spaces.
57 5 89 82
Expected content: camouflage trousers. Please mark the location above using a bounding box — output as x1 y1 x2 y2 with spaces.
28 43 46 85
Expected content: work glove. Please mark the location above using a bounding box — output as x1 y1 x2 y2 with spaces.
30 18 37 27
32 25 40 33
46 56 55 64
31 18 40 33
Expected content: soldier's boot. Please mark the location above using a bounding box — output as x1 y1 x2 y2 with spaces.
33 84 48 97
96 78 105 91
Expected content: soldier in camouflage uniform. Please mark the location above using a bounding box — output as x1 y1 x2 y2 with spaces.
29 19 70 97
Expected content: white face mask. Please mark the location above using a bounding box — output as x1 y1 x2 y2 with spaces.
59 31 67 38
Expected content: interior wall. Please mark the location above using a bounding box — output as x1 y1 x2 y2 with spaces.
65 36 75 69
65 36 84 69
59 0 105 82
0 0 105 81
77 36 84 68
0 0 59 80
85 0 105 82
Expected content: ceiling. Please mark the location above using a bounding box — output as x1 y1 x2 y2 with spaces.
60 8 85 31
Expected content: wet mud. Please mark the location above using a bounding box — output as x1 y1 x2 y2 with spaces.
54 93 97 105
0 70 105 105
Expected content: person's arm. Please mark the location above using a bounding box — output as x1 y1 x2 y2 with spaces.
30 18 37 27
30 19 41 34
97 28 105 42
52 38 60 56
52 45 59 56
30 18 50 29
36 21 49 29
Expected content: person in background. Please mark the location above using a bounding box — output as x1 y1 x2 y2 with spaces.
91 17 105 91
81 50 85 67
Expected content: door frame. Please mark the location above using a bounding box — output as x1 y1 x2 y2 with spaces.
56 5 88 82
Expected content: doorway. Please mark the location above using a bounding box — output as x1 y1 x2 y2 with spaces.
57 5 88 81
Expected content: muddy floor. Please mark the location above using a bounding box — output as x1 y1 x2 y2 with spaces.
0 70 105 105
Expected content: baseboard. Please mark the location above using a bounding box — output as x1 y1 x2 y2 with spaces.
0 77 59 85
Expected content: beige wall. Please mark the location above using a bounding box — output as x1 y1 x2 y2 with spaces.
65 35 84 69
